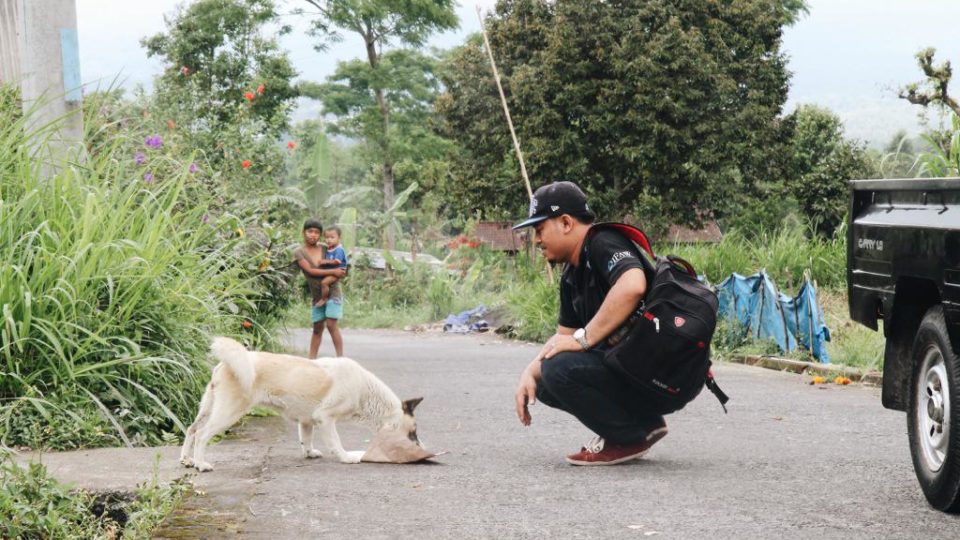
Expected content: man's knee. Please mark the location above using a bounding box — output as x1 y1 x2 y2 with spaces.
312 323 324 335
540 352 580 388
325 319 338 330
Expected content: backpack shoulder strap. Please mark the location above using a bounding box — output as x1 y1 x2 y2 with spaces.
587 222 655 259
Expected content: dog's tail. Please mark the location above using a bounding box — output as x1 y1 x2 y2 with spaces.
210 337 255 392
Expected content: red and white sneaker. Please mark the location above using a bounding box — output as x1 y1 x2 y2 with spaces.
565 428 668 466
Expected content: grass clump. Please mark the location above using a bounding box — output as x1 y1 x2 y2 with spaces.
0 455 187 539
0 92 263 450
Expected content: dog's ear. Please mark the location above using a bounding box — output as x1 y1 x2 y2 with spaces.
402 397 424 415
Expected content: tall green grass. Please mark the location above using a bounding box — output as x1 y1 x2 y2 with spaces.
665 223 847 290
0 93 253 449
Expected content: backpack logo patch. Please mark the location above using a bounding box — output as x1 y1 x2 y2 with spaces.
674 316 686 328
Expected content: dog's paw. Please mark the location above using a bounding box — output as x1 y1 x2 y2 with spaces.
195 461 214 472
306 449 324 459
180 457 195 468
338 451 364 464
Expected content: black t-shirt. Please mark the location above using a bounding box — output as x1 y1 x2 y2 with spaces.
559 229 646 330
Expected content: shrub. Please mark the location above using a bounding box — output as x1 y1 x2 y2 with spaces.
0 94 256 449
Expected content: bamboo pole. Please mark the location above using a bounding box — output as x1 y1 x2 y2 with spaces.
476 5 553 281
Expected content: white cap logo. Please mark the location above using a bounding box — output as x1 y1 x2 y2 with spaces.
529 197 538 217
551 205 559 212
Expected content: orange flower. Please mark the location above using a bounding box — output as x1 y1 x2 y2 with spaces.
166 119 176 130
810 376 826 385
241 159 252 169
256 83 265 95
244 91 255 101
834 376 852 385
287 141 296 150
242 320 253 329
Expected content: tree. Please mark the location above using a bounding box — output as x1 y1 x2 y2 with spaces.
899 48 960 157
299 0 458 248
783 105 875 236
300 48 452 246
142 0 299 192
900 48 960 118
286 119 370 214
436 0 799 227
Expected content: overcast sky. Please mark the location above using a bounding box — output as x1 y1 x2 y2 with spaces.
75 0 960 146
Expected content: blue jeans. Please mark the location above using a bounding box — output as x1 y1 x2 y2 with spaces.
537 350 666 445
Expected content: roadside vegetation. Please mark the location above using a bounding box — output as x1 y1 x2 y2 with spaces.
0 455 187 539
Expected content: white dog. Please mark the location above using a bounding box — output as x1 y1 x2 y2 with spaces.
179 337 422 472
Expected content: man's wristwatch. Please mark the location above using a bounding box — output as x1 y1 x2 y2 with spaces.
573 328 590 350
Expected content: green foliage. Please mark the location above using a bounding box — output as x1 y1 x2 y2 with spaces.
142 0 298 190
142 0 297 137
899 48 960 121
0 87 295 449
299 0 458 248
917 114 960 177
0 120 249 448
136 1 305 346
667 223 847 290
782 105 875 236
0 456 188 539
0 459 107 538
300 0 459 50
504 256 560 342
877 129 926 178
301 48 454 246
436 0 794 226
338 243 528 328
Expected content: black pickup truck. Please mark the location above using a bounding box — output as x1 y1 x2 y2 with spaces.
848 178 960 512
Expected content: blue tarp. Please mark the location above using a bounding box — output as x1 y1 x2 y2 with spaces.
717 272 831 363
443 305 490 333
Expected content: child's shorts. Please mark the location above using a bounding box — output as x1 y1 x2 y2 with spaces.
311 300 343 323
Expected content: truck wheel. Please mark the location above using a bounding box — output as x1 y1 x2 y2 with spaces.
908 305 960 512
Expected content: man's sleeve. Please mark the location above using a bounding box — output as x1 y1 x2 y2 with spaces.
588 230 645 288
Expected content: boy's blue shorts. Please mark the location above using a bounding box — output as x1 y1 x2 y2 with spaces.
311 301 343 323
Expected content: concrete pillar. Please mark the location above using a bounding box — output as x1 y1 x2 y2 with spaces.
0 1 21 85
0 0 84 162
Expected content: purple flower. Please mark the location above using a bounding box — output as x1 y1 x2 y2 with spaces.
189 162 199 174
145 135 163 149
201 213 209 224
143 172 154 183
134 151 146 165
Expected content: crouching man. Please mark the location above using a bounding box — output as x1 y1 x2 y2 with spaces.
513 181 667 465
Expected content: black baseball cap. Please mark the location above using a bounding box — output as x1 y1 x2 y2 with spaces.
512 181 595 230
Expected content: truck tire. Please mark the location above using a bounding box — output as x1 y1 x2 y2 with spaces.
908 305 960 512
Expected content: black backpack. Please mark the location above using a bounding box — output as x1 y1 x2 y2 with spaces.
587 223 729 413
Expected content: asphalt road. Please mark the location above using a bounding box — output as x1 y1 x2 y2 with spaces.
29 328 960 538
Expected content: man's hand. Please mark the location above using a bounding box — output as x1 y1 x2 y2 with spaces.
516 330 575 426
515 369 536 426
515 359 542 426
542 334 582 359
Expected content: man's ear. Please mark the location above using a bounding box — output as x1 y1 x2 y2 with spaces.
402 397 424 415
559 214 576 232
